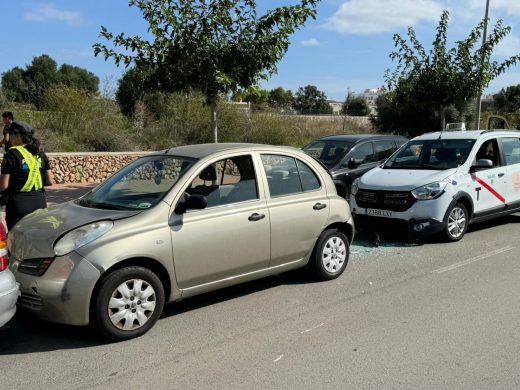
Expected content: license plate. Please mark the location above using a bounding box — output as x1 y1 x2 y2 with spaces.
366 208 393 218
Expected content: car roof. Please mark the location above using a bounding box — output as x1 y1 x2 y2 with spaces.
151 142 301 159
413 129 520 141
314 134 408 143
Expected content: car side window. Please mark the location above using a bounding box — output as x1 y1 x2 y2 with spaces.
374 140 395 161
351 142 375 166
500 138 520 166
186 155 258 208
475 138 501 167
261 154 303 197
296 159 321 191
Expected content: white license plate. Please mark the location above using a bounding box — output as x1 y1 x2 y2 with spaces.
365 208 394 218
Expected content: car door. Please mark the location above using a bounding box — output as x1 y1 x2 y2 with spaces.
471 138 508 214
169 154 270 289
260 153 329 267
333 142 377 197
499 136 520 207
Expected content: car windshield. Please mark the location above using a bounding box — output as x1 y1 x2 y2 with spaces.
384 139 475 170
77 155 195 210
302 140 354 168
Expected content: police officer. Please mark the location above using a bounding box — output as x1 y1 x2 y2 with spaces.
0 121 54 230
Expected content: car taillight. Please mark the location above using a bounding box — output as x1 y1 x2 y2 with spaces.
0 223 7 271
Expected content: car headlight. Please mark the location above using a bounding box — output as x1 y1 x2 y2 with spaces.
411 182 447 200
351 179 360 196
54 221 113 256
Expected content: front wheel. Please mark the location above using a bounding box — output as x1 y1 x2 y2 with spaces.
310 229 350 281
92 266 165 341
443 202 468 242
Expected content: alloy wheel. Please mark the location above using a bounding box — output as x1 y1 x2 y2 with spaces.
448 206 467 239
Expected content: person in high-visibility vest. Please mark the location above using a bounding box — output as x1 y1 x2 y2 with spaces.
0 121 54 230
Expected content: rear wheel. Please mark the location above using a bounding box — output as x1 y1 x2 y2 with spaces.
92 266 165 341
443 202 468 242
310 229 350 281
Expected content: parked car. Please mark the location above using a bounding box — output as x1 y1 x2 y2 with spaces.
9 143 354 340
0 223 18 328
302 134 408 198
350 130 520 241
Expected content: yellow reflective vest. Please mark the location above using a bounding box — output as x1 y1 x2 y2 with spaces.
9 145 43 192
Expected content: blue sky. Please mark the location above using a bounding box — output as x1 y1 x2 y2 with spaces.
2 0 520 101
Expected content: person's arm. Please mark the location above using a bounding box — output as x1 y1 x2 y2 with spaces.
0 174 9 192
44 170 54 186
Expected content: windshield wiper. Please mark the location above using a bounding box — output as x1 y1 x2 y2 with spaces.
89 202 134 210
418 163 440 169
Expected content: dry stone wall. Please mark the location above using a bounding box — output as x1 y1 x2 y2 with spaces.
47 152 148 184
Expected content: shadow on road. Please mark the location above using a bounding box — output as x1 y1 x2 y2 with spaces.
0 268 314 355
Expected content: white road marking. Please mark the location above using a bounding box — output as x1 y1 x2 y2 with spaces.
432 246 515 274
300 322 325 334
273 355 284 363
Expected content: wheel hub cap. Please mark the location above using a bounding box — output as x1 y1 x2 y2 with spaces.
448 207 466 238
322 236 347 273
108 278 157 331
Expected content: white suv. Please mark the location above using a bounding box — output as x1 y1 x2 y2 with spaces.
350 130 520 241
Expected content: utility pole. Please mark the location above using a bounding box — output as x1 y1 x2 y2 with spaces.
475 0 490 130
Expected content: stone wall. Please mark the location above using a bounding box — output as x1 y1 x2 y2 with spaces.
47 152 148 184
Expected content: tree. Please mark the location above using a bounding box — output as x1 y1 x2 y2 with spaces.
116 66 152 116
268 87 293 111
94 0 319 142
343 96 370 116
494 84 520 113
58 64 99 94
386 10 520 131
292 85 332 115
232 86 269 109
1 54 99 108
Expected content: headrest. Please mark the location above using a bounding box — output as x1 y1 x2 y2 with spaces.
199 165 217 181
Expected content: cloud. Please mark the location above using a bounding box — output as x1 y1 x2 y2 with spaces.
24 3 83 26
325 0 444 35
301 38 320 46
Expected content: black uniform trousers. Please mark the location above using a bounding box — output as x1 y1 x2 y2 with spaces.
5 190 47 230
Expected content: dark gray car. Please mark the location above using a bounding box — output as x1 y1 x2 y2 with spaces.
303 134 408 198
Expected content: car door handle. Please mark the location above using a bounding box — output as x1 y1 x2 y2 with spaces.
498 173 505 177
248 213 265 221
313 203 327 210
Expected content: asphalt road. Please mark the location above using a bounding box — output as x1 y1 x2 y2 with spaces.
1 190 519 389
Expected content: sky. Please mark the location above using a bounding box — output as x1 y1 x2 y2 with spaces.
2 0 520 102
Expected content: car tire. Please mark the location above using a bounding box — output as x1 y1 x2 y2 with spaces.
443 202 468 242
92 266 165 341
310 229 350 281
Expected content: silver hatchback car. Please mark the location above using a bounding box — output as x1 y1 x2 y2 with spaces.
9 143 354 340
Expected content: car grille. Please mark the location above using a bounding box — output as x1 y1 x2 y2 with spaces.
18 292 43 310
356 189 415 211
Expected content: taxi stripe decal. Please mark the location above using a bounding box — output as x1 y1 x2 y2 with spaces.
473 176 506 204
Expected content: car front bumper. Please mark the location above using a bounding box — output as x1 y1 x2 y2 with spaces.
350 195 449 236
0 270 19 327
10 252 100 326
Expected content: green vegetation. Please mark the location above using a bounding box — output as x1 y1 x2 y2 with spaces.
94 0 320 142
1 88 373 152
381 10 520 134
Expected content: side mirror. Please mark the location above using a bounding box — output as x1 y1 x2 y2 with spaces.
471 159 493 171
347 158 357 169
175 193 207 214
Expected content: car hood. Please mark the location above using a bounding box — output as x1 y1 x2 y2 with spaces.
8 201 141 260
359 167 457 191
